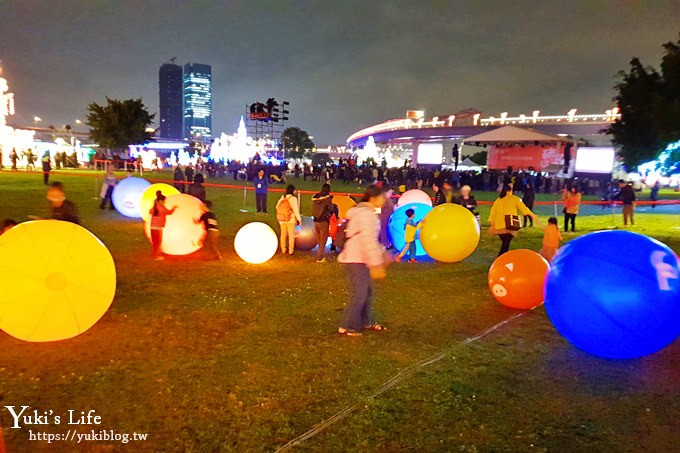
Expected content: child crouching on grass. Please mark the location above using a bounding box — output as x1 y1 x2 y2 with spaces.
196 200 222 260
396 208 420 263
540 216 562 262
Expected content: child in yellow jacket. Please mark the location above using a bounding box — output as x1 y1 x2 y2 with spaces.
540 216 563 262
396 208 420 263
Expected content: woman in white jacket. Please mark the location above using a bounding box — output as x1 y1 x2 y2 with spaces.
275 185 302 255
338 185 388 336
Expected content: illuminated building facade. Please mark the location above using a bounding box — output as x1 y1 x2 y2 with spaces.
158 63 184 140
183 63 212 141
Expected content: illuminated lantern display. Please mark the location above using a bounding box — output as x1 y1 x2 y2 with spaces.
397 189 432 207
144 194 206 256
388 203 432 258
139 183 179 220
234 222 278 264
545 231 680 359
295 217 318 251
0 220 116 342
333 195 357 219
419 204 479 263
112 176 151 218
488 249 550 309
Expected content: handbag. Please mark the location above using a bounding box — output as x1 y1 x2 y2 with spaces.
504 214 521 231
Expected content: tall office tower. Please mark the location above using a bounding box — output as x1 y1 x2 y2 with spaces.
183 63 212 141
158 63 184 139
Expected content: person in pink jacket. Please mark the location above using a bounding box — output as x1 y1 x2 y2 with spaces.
338 185 388 336
149 191 177 261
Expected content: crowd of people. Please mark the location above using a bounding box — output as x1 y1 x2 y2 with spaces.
0 156 653 338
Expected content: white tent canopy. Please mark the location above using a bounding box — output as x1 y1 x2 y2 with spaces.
463 125 569 143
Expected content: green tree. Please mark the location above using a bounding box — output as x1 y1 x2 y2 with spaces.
608 35 680 168
281 127 314 159
467 150 488 165
86 98 155 152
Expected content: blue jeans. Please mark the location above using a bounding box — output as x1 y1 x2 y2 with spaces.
406 241 416 260
341 263 373 331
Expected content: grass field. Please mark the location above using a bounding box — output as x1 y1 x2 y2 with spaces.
0 169 679 452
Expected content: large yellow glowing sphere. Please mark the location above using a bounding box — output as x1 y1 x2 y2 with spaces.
333 195 357 219
419 204 480 263
139 183 180 220
234 222 278 264
144 194 206 256
0 220 116 342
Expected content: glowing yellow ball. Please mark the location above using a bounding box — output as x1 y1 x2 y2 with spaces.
144 194 206 256
234 222 278 264
0 220 116 342
333 195 357 219
139 183 180 220
420 204 480 263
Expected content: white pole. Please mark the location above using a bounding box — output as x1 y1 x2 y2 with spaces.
240 186 248 212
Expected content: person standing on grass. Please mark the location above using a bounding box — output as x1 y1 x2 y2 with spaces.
187 173 207 202
522 183 536 227
312 183 333 263
433 183 446 206
254 168 269 214
650 180 660 208
10 148 18 171
457 185 479 222
617 180 636 226
379 189 394 249
196 200 221 260
488 184 538 256
275 184 302 256
395 208 420 263
41 151 51 185
100 166 117 210
173 165 185 193
149 191 177 261
338 184 388 336
185 164 195 184
562 186 582 232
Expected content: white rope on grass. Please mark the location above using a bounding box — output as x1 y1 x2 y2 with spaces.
276 308 534 452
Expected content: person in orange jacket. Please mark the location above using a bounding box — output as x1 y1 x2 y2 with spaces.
540 216 563 262
562 186 582 232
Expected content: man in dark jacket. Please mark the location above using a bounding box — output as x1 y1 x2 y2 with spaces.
312 183 333 263
173 166 185 193
617 180 636 226
433 183 446 206
522 184 536 227
47 182 80 224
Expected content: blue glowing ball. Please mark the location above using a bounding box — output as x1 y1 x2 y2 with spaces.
545 231 680 359
388 203 432 258
111 177 151 218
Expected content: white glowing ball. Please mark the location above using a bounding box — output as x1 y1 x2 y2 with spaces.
234 222 278 264
112 177 151 218
397 189 433 207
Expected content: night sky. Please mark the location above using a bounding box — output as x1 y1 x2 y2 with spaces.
0 1 678 144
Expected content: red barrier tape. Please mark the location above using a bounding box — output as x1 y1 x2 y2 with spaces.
2 169 679 206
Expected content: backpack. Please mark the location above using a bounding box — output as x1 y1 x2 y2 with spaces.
276 195 293 222
312 196 331 222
